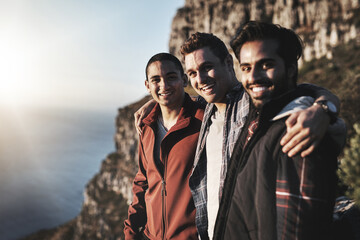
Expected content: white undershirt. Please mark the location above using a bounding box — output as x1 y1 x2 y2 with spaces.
154 117 168 169
206 109 225 238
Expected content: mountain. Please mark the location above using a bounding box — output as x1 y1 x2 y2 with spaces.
22 0 360 239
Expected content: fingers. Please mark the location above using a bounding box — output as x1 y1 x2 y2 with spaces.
282 128 312 157
136 126 142 135
281 104 331 158
285 112 298 129
285 137 312 157
300 143 318 158
134 111 143 135
133 99 155 136
280 113 299 146
280 123 301 147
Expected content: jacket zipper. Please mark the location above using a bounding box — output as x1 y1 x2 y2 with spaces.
161 178 167 239
161 151 168 240
150 123 168 240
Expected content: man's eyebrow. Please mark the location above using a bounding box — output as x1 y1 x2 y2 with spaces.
186 68 194 74
186 61 212 72
166 71 178 75
240 58 275 67
258 58 276 63
149 75 160 80
200 61 213 66
149 71 178 79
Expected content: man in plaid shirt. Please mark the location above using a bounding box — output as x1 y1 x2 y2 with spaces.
212 21 344 239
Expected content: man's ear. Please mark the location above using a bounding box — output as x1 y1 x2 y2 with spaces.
225 54 234 72
182 74 188 87
145 80 151 93
287 64 297 80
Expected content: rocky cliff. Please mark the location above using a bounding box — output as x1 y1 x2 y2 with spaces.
22 0 360 239
170 0 359 63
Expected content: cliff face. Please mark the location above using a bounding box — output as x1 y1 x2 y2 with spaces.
170 0 359 71
22 0 360 239
70 95 152 240
21 96 151 240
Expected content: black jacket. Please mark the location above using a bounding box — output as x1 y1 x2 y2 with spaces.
213 89 339 240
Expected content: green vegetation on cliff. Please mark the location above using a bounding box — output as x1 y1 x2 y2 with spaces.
298 40 360 204
299 40 360 138
338 123 360 206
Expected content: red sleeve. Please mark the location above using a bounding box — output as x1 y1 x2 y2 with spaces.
123 140 148 239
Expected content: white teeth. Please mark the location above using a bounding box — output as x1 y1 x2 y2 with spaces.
159 92 171 96
201 84 214 91
252 87 267 93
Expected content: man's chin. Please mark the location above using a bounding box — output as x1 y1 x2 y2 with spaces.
199 94 214 103
251 98 266 109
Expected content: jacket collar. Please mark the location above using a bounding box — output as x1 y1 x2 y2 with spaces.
142 93 195 130
226 82 243 101
259 87 313 123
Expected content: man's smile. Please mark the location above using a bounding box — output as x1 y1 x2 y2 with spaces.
199 83 215 93
251 86 267 93
158 91 172 97
248 83 273 99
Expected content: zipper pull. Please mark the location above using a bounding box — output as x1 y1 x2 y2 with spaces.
162 179 167 196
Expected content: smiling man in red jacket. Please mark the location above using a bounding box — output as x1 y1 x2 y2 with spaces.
124 53 204 240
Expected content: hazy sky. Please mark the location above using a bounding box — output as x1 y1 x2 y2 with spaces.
0 0 184 111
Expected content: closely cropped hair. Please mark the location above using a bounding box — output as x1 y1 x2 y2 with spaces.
180 32 230 62
145 53 184 80
231 21 303 65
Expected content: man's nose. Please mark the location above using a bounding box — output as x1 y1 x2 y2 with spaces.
160 79 169 88
197 71 207 84
248 68 262 84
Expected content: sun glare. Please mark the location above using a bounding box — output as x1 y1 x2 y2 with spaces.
0 26 39 107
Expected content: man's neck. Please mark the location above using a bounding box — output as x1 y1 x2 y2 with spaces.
213 77 240 113
214 102 226 114
159 104 182 131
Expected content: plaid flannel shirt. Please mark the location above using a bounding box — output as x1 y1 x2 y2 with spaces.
189 83 250 239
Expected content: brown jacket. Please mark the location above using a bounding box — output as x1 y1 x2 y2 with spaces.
124 94 204 240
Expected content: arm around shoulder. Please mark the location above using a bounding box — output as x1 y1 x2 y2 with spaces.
297 83 340 112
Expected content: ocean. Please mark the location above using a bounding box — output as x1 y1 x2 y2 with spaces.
0 106 117 240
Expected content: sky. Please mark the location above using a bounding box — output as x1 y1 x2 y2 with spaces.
0 0 185 112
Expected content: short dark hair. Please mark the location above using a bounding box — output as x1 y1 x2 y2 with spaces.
231 21 303 83
145 53 184 80
180 32 230 63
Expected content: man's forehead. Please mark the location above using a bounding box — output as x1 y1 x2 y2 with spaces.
149 60 177 71
184 47 219 68
148 61 180 76
239 39 280 62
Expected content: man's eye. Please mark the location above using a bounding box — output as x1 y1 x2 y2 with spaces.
263 62 274 69
188 71 196 78
168 75 178 81
151 78 160 83
204 65 213 72
241 66 251 72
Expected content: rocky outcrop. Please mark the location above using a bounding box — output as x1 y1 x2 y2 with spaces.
170 0 360 68
21 96 151 240
70 95 152 240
